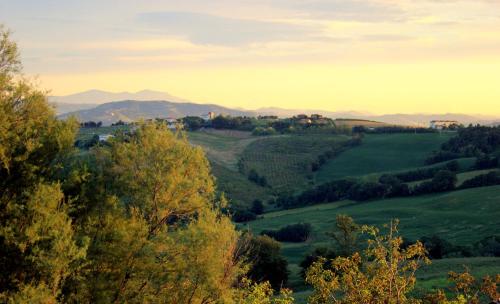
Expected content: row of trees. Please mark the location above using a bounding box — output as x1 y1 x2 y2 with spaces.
261 223 312 243
276 169 456 209
426 125 500 164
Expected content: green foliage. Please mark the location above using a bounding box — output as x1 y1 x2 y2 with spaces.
0 25 84 301
251 199 264 215
306 220 429 304
261 223 312 243
0 29 263 303
182 116 206 131
247 235 290 290
235 278 294 304
326 215 360 257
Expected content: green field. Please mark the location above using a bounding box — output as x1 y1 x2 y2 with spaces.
247 186 500 291
315 133 454 183
188 130 351 205
187 129 261 170
240 134 350 193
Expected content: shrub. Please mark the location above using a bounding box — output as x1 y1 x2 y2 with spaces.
250 199 264 215
347 182 388 201
232 209 257 222
261 223 312 243
248 169 268 187
299 247 337 278
460 171 500 189
246 235 289 290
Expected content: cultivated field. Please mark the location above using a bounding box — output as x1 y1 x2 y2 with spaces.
315 133 454 183
240 134 350 193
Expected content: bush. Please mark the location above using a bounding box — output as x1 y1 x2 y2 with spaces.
261 223 312 243
232 209 257 222
252 127 277 136
474 235 500 257
248 169 268 187
413 170 456 194
182 116 205 131
474 155 499 169
250 199 264 215
347 182 388 201
247 235 289 290
299 247 337 278
460 171 500 189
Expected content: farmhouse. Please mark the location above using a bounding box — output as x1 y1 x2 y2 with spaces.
200 112 216 121
98 134 114 142
429 120 460 129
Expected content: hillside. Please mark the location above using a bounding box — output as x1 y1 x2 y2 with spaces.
315 133 453 183
60 100 254 125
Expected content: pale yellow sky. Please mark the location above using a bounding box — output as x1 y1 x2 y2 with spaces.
2 0 500 114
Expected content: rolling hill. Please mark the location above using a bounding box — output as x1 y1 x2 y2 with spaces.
60 100 254 125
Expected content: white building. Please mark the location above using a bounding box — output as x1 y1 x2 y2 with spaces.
200 112 216 121
98 134 114 142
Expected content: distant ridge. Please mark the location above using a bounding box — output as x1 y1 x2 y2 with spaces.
54 90 500 126
59 100 254 125
49 89 188 105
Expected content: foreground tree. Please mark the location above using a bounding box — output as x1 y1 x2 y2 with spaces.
0 25 262 303
307 220 429 304
0 25 85 302
326 214 360 256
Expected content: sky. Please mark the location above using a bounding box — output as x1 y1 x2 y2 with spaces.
1 0 500 115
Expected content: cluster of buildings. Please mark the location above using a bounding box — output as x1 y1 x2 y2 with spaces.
294 114 332 126
429 120 460 130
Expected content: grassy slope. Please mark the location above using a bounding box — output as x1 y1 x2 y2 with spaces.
187 129 260 170
315 133 454 183
187 130 273 205
240 134 350 193
248 186 500 291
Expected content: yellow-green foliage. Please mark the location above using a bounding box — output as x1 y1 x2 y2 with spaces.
306 220 429 304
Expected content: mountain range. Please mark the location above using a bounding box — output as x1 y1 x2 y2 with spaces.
54 90 500 126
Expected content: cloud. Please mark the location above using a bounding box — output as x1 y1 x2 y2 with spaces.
361 34 414 41
136 11 316 45
269 0 407 22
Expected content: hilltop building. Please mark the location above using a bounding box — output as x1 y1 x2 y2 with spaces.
429 120 460 129
200 112 216 121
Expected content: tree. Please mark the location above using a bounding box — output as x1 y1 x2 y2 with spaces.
424 270 499 304
326 214 360 256
0 25 85 301
251 199 264 215
69 123 245 303
182 116 205 131
299 247 337 279
247 235 289 290
306 220 429 304
0 27 251 302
